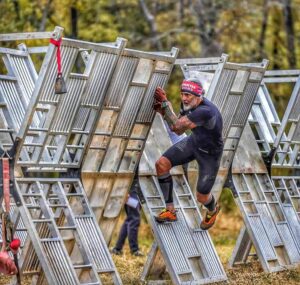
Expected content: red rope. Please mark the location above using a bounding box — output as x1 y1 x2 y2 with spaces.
50 38 62 74
0 158 21 277
2 159 10 213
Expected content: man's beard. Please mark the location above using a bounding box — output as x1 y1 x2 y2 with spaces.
183 104 193 111
182 96 201 111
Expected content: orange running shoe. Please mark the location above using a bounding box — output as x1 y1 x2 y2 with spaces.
200 204 221 230
155 209 177 223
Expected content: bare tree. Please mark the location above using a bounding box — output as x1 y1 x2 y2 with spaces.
259 0 269 59
12 0 20 21
178 0 185 24
39 0 52 32
283 0 296 68
139 0 163 50
271 4 283 69
71 6 78 39
190 0 223 56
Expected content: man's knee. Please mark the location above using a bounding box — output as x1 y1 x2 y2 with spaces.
196 192 211 204
155 156 172 176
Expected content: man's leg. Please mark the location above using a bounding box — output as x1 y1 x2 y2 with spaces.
127 205 142 255
113 208 130 254
155 156 174 212
195 151 222 230
197 192 216 212
155 137 195 223
154 156 177 222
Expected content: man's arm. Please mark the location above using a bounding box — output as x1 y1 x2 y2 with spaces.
171 116 196 135
162 101 196 135
153 87 196 135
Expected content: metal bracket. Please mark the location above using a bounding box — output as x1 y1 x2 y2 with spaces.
294 157 300 179
262 147 276 176
224 164 238 198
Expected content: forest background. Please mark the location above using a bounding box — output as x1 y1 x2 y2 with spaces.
1 0 300 113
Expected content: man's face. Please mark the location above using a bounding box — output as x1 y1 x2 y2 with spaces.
181 92 202 111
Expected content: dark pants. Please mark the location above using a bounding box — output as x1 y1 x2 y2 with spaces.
163 135 222 194
114 199 141 253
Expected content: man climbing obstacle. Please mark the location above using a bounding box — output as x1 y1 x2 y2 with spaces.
153 78 224 230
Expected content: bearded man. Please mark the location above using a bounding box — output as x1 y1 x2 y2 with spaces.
153 78 223 230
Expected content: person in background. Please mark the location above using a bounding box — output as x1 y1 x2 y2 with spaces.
111 171 144 257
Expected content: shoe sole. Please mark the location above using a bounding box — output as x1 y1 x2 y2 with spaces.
200 206 221 230
155 216 177 223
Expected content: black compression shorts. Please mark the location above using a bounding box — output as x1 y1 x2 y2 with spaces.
162 136 222 194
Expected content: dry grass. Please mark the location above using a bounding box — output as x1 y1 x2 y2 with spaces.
107 208 300 285
1 208 299 284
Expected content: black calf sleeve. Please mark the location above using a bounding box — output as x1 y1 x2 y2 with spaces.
158 175 173 204
204 195 216 212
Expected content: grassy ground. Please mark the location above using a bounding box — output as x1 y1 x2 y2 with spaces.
1 200 299 284
108 197 300 285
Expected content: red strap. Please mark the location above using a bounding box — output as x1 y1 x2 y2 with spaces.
50 38 62 74
1 159 20 275
2 159 10 213
1 215 6 251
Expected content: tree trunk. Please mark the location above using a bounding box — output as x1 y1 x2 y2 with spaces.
178 0 185 24
283 0 296 68
258 0 268 60
191 0 222 57
272 7 281 70
39 0 52 32
71 7 78 39
12 0 20 20
139 0 163 50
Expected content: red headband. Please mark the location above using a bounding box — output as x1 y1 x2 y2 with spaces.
181 80 204 97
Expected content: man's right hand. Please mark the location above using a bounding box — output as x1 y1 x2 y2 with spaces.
153 99 165 115
154 87 167 102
